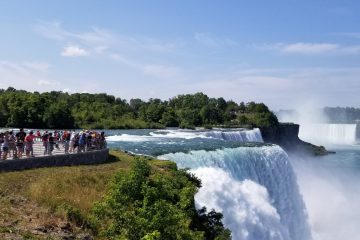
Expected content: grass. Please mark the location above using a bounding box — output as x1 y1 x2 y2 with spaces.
0 150 175 239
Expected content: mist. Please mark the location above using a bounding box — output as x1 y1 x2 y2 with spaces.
291 153 360 240
276 103 359 146
276 102 360 239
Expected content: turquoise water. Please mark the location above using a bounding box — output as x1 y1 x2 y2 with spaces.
105 128 265 156
105 128 311 240
315 145 360 169
292 144 360 240
105 128 360 240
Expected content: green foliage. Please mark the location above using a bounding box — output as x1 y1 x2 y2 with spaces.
93 158 230 240
0 87 278 129
192 208 231 240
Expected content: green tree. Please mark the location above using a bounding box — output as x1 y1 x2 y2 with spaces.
93 158 231 240
43 102 74 128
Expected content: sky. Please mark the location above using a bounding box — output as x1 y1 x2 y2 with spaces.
0 0 360 110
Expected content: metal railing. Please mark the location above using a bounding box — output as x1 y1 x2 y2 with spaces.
1 139 107 160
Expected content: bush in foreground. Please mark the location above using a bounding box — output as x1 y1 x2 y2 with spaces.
93 157 231 240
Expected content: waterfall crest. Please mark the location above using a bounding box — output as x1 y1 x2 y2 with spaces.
159 146 312 240
205 128 263 142
299 124 357 145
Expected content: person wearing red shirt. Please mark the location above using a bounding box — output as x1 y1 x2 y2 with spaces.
25 131 36 157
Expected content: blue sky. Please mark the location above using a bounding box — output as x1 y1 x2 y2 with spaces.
0 0 360 109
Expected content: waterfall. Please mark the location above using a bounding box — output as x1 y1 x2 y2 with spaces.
299 124 357 145
159 146 312 240
205 128 263 142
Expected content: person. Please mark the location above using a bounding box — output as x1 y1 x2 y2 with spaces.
86 131 93 151
35 130 41 141
1 131 10 160
73 133 80 153
15 128 26 158
0 132 4 160
42 131 49 155
78 132 86 153
53 131 60 150
48 133 55 155
8 131 17 159
100 131 106 149
25 131 35 157
69 131 76 153
63 130 71 154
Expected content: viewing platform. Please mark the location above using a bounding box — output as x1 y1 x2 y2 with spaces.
0 141 109 172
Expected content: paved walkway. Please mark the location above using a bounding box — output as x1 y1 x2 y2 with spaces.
0 148 110 172
5 141 75 160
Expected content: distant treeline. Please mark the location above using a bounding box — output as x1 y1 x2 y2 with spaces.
0 87 278 129
323 107 360 124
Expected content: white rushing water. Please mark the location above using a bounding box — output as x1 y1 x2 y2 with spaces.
299 124 357 145
159 146 312 240
205 128 263 142
292 146 360 240
106 128 263 143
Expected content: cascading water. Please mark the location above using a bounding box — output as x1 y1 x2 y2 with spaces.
159 146 312 240
299 124 357 145
205 128 263 142
106 128 264 143
106 129 312 239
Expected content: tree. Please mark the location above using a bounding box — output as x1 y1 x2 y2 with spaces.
43 102 74 128
160 108 179 127
0 88 279 129
93 158 231 240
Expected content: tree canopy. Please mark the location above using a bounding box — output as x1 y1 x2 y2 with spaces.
93 157 231 240
0 87 278 129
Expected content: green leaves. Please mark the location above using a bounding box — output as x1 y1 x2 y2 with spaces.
93 158 231 240
0 88 278 129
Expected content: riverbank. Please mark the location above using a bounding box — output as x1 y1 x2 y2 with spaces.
0 151 135 239
0 150 230 239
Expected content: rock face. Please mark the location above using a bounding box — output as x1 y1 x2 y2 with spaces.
260 123 330 156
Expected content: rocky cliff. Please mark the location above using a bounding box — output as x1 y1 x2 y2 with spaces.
260 123 330 156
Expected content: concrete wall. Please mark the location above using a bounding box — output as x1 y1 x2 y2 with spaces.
0 149 109 172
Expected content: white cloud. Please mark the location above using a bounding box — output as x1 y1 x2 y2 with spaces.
141 64 180 78
34 20 67 41
0 61 60 91
23 61 51 71
35 21 114 46
341 46 360 54
61 45 89 57
111 53 181 79
257 42 360 55
94 45 108 54
109 53 136 66
37 79 60 86
169 67 360 109
194 32 237 47
35 20 183 57
333 32 360 39
282 43 339 54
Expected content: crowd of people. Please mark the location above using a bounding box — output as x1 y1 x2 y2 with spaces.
0 129 107 160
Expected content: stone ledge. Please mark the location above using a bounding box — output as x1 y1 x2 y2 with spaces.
0 149 109 172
